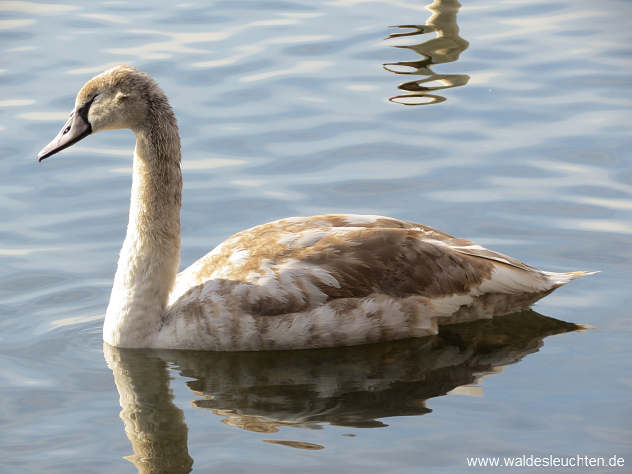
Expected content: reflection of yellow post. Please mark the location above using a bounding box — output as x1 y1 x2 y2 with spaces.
385 0 470 105
104 344 193 474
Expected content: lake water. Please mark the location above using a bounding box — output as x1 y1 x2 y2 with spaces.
1 0 631 472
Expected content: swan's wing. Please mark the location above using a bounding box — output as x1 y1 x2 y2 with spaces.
169 214 570 317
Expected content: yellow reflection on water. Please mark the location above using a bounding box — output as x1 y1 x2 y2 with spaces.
0 99 36 107
0 19 35 30
18 111 69 121
240 60 331 83
79 12 129 24
0 1 79 15
263 440 325 450
385 0 469 105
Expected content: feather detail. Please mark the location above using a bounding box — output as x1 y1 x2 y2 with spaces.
156 214 595 350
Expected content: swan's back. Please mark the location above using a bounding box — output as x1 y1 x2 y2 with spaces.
158 214 585 351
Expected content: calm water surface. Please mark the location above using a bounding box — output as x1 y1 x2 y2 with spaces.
1 0 631 472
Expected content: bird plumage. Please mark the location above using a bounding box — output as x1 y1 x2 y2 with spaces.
37 65 594 351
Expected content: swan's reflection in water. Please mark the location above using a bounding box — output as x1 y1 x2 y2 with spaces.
104 310 583 472
385 0 469 105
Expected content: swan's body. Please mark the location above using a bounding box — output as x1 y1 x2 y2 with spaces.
38 65 593 351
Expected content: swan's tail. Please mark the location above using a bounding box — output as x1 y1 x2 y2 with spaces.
542 270 599 287
539 270 599 331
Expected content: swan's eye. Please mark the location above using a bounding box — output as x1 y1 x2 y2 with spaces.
63 125 71 135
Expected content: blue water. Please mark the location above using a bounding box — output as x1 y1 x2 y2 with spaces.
1 0 631 472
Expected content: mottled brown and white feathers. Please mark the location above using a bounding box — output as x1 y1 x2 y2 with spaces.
158 213 592 350
38 65 594 351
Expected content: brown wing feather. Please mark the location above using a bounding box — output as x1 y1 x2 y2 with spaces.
299 227 495 299
176 215 505 317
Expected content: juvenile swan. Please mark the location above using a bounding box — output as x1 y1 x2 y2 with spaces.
37 65 594 351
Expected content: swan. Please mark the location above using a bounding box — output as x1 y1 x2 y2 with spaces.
37 65 594 351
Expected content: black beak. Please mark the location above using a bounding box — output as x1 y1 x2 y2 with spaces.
37 105 92 162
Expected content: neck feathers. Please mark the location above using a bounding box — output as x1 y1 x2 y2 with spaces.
104 96 183 347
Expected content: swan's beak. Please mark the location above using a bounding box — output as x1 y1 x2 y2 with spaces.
37 109 92 162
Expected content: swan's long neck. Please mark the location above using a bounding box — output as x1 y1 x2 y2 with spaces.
104 102 182 347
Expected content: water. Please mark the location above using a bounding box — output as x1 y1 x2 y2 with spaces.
1 0 631 472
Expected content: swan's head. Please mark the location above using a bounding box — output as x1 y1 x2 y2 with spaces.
37 65 163 161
